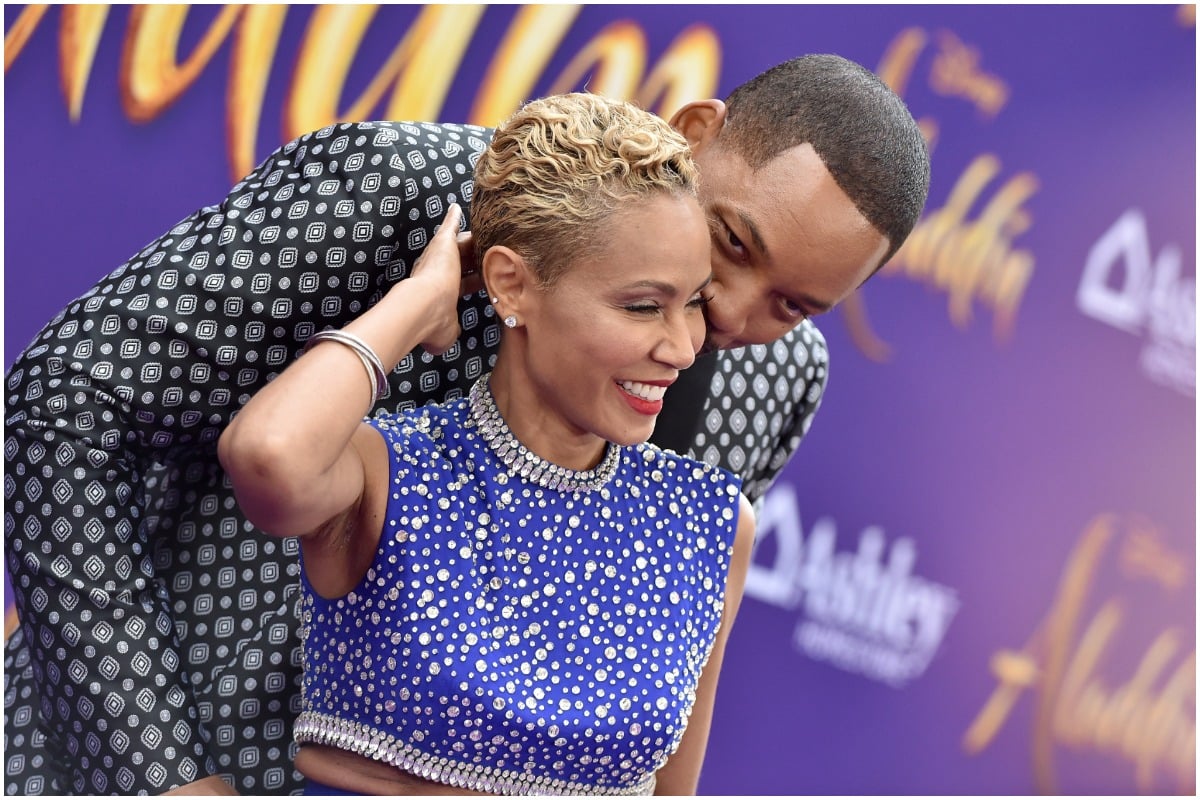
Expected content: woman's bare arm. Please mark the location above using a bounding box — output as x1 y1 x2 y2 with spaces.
217 205 466 579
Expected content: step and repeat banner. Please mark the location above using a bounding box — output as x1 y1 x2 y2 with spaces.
4 4 1195 795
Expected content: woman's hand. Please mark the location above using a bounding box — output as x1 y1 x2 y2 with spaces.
409 204 468 355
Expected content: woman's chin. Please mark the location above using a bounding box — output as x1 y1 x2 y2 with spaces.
607 421 658 448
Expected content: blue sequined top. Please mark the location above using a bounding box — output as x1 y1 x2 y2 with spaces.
295 378 742 795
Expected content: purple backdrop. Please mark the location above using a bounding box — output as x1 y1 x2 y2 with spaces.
4 5 1195 794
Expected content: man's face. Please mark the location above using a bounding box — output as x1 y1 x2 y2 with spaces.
691 140 890 352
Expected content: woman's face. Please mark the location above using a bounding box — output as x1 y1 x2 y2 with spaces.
521 192 712 448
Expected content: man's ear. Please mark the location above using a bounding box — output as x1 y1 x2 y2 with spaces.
481 246 534 318
669 99 727 152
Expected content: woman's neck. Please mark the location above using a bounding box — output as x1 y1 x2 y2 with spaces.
486 361 609 473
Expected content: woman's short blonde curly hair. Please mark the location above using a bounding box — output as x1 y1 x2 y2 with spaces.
472 92 699 286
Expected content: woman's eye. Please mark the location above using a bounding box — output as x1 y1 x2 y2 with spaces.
687 292 712 309
624 304 660 314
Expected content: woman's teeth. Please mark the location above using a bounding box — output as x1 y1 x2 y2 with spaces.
618 381 667 401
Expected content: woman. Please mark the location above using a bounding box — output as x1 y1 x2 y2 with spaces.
219 93 755 796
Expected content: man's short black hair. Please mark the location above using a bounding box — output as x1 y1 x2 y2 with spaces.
721 54 931 270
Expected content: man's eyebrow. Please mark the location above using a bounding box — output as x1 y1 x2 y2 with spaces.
736 210 769 258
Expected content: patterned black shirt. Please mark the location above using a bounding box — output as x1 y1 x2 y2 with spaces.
3 121 828 795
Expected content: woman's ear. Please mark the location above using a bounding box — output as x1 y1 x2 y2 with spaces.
668 99 727 152
481 246 533 320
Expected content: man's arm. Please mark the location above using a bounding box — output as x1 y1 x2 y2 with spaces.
3 120 492 794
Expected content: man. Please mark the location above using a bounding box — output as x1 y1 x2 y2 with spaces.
3 55 928 794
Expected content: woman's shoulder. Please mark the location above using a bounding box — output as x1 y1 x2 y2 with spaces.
630 442 742 494
366 395 471 445
628 443 744 556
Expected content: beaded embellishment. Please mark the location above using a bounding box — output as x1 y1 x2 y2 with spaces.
468 377 620 493
296 387 741 796
293 713 657 796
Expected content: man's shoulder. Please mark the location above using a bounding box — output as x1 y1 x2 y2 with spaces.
709 318 829 376
262 121 495 181
797 317 828 348
766 318 828 365
293 120 495 152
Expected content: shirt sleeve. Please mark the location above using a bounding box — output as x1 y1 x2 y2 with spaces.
2 120 490 793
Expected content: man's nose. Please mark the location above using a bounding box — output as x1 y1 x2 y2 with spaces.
705 286 748 339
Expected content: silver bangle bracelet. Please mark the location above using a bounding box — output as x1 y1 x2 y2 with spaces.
306 329 390 404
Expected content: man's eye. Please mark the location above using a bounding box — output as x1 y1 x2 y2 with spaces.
726 228 744 252
781 297 807 319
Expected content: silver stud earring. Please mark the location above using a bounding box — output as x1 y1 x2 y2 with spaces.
504 315 518 329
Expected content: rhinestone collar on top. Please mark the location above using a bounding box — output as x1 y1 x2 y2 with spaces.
468 377 620 493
